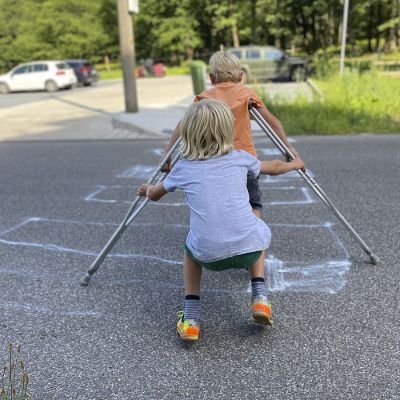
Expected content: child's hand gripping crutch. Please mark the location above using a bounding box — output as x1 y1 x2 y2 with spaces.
80 140 182 286
249 103 379 265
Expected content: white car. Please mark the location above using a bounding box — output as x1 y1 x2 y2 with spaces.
0 61 77 94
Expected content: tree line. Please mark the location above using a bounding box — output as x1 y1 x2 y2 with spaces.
0 0 399 70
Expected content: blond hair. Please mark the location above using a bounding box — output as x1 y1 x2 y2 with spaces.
179 99 234 160
209 51 241 83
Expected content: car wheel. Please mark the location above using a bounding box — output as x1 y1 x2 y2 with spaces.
45 80 58 92
0 82 10 94
290 66 305 82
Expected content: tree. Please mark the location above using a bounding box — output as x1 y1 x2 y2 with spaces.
0 0 107 69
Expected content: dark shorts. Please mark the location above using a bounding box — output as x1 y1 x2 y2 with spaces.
185 244 262 272
247 172 262 210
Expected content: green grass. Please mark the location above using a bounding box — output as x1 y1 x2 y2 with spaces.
259 71 400 135
165 64 190 75
95 63 190 80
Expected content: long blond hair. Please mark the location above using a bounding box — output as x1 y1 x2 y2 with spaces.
179 99 234 160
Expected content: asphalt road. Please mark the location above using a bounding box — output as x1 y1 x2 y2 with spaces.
0 80 122 110
0 135 399 399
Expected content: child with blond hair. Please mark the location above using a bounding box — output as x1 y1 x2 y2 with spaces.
161 50 303 217
139 99 304 340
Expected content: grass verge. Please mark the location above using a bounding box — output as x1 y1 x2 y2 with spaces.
260 71 400 135
95 63 190 80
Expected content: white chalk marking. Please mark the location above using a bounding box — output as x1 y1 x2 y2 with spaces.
263 187 314 205
86 185 313 207
0 236 183 265
85 185 186 206
258 148 282 156
260 169 314 184
84 185 114 202
1 217 351 295
265 255 351 294
0 217 184 266
117 165 155 179
152 148 164 156
0 217 188 233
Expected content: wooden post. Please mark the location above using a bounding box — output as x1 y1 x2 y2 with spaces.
117 0 138 113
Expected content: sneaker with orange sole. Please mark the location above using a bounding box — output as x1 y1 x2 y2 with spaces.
251 296 273 325
176 311 200 340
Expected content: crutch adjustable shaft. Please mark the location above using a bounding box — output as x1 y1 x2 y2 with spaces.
80 142 182 286
249 105 379 265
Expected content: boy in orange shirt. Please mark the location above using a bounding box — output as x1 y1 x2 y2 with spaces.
161 50 303 217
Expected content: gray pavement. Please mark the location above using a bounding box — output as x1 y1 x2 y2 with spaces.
0 135 399 399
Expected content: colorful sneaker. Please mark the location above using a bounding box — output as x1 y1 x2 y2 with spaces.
176 311 200 341
251 296 273 325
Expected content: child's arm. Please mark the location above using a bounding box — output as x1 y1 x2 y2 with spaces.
260 157 304 176
137 183 168 201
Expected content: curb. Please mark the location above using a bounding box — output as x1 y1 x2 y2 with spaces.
111 112 169 139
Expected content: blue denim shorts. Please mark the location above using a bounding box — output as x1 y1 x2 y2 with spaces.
247 172 262 210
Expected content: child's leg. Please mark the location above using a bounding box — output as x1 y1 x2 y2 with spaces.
247 172 262 218
248 250 267 300
182 251 202 322
248 251 272 325
184 251 202 296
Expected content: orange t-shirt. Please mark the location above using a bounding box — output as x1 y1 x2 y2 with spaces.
195 82 264 156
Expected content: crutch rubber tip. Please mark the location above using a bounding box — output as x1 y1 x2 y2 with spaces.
369 254 380 265
79 274 91 286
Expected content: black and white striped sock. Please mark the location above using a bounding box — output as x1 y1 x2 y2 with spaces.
251 277 267 301
184 295 200 322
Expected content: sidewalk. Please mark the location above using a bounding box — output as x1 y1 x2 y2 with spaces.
0 76 313 141
113 80 314 137
0 76 194 141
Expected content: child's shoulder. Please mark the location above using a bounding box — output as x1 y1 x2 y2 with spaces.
231 149 258 162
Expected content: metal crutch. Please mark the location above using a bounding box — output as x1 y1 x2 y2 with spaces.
249 104 379 265
80 140 182 286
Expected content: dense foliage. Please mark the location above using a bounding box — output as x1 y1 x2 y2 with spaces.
0 0 399 70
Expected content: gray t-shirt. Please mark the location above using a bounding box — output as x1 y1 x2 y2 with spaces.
163 150 271 262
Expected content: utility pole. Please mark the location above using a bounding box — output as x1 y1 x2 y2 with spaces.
339 0 349 76
117 0 138 112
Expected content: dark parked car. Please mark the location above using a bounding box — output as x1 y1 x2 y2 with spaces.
66 59 99 86
227 45 310 83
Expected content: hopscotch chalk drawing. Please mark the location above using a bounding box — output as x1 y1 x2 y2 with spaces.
0 145 352 296
0 217 350 294
85 184 314 206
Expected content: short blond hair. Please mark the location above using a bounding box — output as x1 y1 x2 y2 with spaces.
209 51 241 83
179 99 234 160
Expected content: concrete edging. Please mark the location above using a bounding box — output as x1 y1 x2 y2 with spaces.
111 112 168 139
